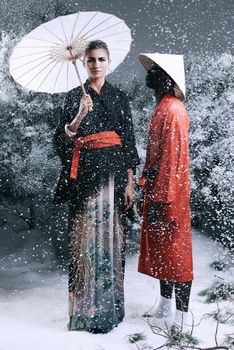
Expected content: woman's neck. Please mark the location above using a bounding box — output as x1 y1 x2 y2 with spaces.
88 77 105 94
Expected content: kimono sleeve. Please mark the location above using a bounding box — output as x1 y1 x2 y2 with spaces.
120 94 140 172
53 92 75 166
152 112 182 203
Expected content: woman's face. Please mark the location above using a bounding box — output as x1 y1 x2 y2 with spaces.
83 48 110 80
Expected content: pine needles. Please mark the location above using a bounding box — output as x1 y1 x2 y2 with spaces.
198 281 234 303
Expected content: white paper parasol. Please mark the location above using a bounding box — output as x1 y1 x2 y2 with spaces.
9 11 132 94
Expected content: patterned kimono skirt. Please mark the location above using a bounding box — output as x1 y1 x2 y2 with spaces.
68 175 125 333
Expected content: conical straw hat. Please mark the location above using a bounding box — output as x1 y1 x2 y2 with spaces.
139 52 186 100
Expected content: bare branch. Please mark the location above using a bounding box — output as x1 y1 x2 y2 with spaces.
215 303 220 347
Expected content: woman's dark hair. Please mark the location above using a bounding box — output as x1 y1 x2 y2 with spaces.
84 40 110 58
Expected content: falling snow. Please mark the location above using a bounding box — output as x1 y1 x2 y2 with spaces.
0 0 233 348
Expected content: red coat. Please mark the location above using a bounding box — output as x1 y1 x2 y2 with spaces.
138 95 193 282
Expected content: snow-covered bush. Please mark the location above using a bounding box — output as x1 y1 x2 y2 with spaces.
0 29 233 256
130 53 234 249
198 281 234 303
0 31 64 239
186 53 234 248
224 335 234 349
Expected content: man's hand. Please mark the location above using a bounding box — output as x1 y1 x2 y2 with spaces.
136 189 145 216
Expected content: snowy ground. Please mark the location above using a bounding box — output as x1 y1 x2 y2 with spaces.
0 230 233 350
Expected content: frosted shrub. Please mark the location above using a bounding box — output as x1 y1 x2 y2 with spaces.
130 53 234 249
186 53 234 248
0 30 233 255
0 31 63 237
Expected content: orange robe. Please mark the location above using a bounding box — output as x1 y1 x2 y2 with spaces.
138 95 193 282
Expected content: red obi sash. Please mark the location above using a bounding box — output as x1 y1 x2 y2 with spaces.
70 131 122 180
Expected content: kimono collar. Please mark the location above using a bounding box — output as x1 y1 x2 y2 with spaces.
83 80 116 112
154 94 177 114
84 79 113 97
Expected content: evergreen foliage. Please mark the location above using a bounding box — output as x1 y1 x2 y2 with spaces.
169 329 199 347
130 53 234 250
199 281 234 303
224 335 234 349
127 332 147 343
186 53 234 248
0 29 233 258
210 261 228 271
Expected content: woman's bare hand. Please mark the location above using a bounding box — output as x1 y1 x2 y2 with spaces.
78 94 93 118
66 94 93 134
124 182 135 211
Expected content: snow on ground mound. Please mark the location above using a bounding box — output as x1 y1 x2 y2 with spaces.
0 230 233 350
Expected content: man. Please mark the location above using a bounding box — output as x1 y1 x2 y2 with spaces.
137 53 193 333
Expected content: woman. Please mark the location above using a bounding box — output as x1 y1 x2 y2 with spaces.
53 40 139 333
137 53 193 333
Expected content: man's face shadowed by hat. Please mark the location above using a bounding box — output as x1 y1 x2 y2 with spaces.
145 64 175 96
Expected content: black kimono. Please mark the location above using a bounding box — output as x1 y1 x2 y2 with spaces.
53 80 139 333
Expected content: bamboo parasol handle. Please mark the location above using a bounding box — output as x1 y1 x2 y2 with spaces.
68 49 93 112
71 60 86 95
